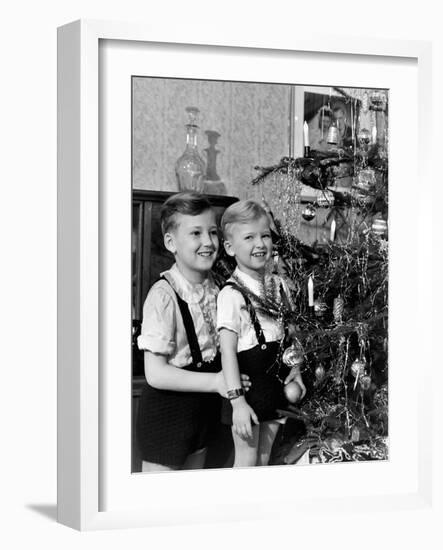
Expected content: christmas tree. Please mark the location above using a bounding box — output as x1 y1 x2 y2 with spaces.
216 88 389 464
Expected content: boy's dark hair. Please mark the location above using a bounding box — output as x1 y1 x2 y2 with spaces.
160 191 213 235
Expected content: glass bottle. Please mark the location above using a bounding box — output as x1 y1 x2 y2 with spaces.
175 106 206 192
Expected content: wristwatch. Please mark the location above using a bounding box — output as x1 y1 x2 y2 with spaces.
226 388 245 400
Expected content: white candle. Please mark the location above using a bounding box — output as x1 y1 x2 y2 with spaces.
351 100 355 142
372 124 377 144
303 121 309 148
330 219 336 241
308 275 314 307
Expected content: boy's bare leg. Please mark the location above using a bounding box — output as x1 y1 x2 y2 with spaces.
141 460 177 472
257 420 280 466
183 447 207 470
142 448 207 471
232 424 259 467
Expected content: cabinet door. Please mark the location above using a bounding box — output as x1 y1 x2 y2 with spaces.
132 201 145 377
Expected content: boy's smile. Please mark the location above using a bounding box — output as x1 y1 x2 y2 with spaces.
224 215 272 280
164 209 219 283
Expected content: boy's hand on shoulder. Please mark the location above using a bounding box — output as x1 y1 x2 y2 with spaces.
232 398 258 439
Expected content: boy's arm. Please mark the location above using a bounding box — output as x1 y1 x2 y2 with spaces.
219 329 258 438
218 328 243 392
145 351 223 394
144 351 251 397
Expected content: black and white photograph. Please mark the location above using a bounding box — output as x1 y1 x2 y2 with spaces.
3 0 440 541
131 77 389 473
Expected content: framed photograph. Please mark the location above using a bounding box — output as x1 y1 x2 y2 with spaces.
58 19 433 530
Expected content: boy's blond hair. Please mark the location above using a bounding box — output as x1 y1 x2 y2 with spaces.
220 200 269 238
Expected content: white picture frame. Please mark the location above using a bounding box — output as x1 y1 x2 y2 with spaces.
57 19 433 531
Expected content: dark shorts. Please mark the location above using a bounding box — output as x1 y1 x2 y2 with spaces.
221 341 290 425
136 358 221 468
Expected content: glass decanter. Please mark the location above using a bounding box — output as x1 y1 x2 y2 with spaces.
175 106 206 192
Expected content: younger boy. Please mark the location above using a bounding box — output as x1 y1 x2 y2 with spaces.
217 200 306 467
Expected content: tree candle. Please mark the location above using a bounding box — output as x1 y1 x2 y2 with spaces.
308 275 314 307
303 121 309 147
330 219 336 241
303 121 310 157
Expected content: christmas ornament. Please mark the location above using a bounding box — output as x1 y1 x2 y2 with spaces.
333 296 344 323
374 384 388 408
316 190 335 207
327 122 339 145
314 299 328 318
302 203 316 221
353 168 376 193
351 426 361 442
282 344 304 368
378 239 389 253
371 218 388 236
351 187 372 205
350 358 367 378
357 128 371 148
369 91 387 111
315 364 326 382
284 381 303 404
360 375 372 391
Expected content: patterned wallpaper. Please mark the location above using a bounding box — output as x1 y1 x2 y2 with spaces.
132 77 291 201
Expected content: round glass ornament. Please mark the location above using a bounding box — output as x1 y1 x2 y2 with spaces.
350 358 367 378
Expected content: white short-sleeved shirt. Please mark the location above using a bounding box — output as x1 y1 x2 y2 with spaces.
217 268 288 352
137 264 219 368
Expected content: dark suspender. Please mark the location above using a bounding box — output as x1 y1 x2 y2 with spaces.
223 282 267 350
160 277 203 367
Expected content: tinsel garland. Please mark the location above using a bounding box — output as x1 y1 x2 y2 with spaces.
227 271 284 322
253 146 388 249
